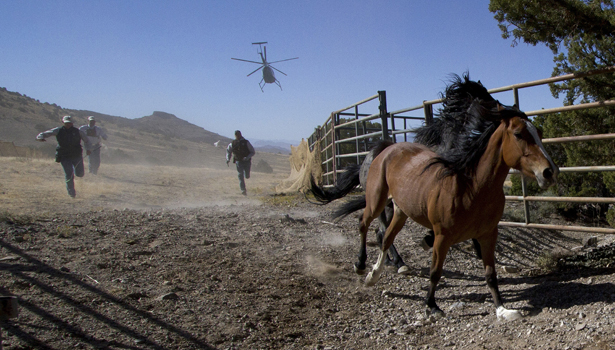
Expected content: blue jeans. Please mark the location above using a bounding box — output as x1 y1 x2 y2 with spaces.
236 159 251 193
61 156 84 197
88 147 101 174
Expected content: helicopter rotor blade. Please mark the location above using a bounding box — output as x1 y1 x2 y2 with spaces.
247 65 264 77
268 57 299 64
270 65 288 76
264 46 267 62
231 58 263 64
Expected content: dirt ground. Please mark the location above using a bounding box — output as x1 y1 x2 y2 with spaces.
1 156 615 350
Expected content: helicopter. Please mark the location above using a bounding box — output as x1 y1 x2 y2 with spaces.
232 42 298 92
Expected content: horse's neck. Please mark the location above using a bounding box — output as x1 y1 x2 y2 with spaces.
473 126 510 193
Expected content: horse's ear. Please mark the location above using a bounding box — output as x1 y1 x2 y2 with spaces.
496 101 521 112
494 101 527 119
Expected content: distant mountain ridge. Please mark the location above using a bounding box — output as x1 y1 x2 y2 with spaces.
0 86 296 167
0 86 241 166
0 87 232 148
134 111 228 144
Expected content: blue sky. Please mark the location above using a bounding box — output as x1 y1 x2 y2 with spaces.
1 1 561 144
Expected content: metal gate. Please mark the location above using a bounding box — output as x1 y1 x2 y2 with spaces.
308 67 615 234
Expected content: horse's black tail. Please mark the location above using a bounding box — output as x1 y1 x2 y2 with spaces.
332 196 367 221
309 164 361 204
309 140 394 206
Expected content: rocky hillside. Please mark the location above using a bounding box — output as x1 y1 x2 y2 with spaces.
0 86 235 166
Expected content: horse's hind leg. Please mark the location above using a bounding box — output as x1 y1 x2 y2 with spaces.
472 238 482 259
377 204 409 274
354 213 369 274
478 230 522 321
366 206 408 286
359 172 390 279
421 230 435 251
421 231 483 260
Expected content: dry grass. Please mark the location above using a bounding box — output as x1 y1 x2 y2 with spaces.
0 154 291 215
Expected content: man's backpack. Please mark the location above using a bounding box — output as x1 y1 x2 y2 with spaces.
232 139 250 161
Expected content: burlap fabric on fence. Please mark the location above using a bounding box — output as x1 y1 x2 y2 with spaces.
275 139 322 194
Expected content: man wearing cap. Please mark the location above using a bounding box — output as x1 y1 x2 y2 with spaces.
225 130 255 195
79 116 108 175
36 116 89 198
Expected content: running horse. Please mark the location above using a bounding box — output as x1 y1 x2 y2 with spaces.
332 75 559 320
310 76 494 273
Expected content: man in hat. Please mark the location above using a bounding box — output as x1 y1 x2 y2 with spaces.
36 116 89 198
79 116 108 175
226 130 255 195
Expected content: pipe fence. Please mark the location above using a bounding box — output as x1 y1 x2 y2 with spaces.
308 67 615 234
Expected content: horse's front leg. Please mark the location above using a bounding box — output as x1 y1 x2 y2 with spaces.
425 231 450 317
366 207 408 286
479 230 522 321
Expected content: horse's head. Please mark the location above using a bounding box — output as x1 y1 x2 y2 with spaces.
468 100 559 189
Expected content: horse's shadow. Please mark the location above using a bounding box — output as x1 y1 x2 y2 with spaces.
386 268 615 315
501 268 615 314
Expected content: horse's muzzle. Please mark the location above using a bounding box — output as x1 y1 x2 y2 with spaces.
536 164 559 189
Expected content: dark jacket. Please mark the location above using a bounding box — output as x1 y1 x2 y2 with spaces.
37 126 87 161
226 137 256 163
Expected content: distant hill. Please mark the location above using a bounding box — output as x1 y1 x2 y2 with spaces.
0 86 238 167
251 139 297 154
253 145 291 154
135 111 229 144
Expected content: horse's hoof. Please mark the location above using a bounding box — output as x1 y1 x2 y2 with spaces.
496 306 523 321
353 263 366 275
365 272 380 286
397 265 411 275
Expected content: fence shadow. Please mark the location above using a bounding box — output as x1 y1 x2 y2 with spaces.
0 239 216 350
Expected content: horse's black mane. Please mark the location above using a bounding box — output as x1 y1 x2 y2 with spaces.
414 73 520 182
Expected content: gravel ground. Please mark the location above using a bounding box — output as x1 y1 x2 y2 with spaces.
2 198 615 350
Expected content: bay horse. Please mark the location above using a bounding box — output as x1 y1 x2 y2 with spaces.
310 141 482 277
333 75 559 320
309 76 494 273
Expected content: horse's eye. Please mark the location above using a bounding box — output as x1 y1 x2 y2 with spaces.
514 132 523 140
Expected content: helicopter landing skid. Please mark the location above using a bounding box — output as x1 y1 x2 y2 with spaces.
259 79 282 92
